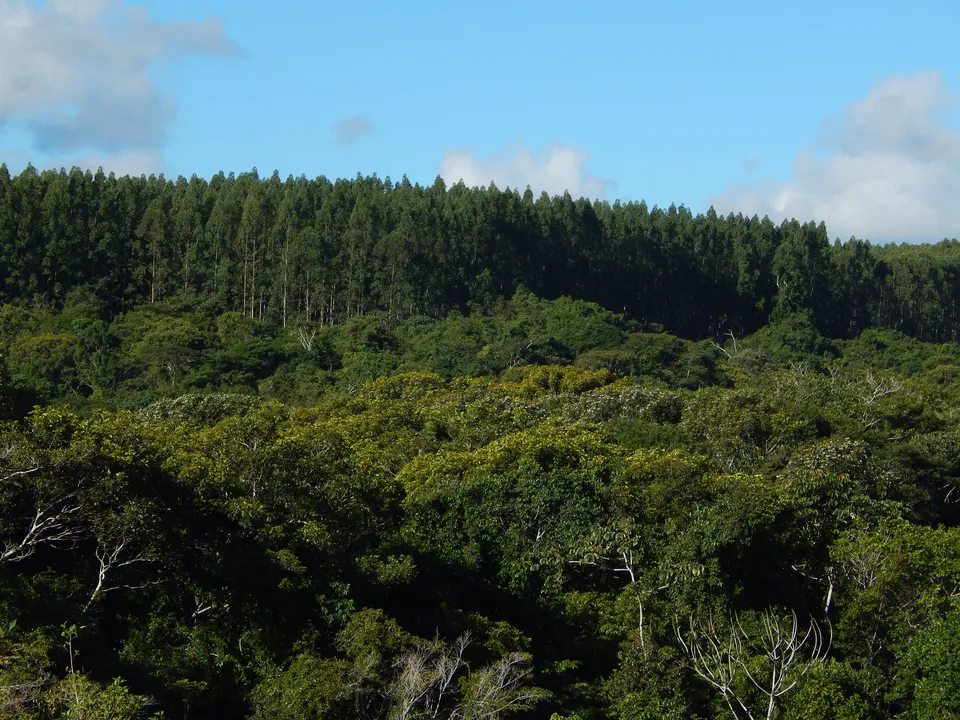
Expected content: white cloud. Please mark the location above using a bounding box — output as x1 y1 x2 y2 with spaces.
66 148 166 177
710 71 960 243
439 141 615 199
335 115 371 146
0 0 238 174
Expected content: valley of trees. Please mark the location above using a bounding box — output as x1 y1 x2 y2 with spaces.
2 165 960 719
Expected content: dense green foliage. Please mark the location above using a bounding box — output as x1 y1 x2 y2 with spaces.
3 168 960 719
2 164 960 343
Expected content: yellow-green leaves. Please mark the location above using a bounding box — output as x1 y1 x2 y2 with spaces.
399 422 620 498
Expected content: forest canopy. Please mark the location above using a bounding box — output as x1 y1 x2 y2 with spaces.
2 166 960 719
2 163 960 342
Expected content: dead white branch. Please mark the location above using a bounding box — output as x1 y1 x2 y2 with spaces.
455 652 543 720
0 467 41 484
858 372 903 406
1 500 83 564
791 564 837 615
676 610 830 720
569 529 670 658
0 677 47 715
297 326 317 354
740 612 829 720
84 537 158 612
842 545 884 591
389 633 470 720
386 633 545 720
676 615 754 720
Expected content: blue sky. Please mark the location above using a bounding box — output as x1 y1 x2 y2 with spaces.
1 0 959 242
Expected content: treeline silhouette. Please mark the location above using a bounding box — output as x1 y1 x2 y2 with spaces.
2 163 959 341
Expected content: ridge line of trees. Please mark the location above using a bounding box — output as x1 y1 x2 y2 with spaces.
2 163 960 342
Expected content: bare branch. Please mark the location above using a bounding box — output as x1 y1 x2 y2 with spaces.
297 326 317 354
385 632 545 720
456 653 545 720
676 610 830 720
389 633 471 720
858 372 903 406
676 615 752 720
1 501 84 564
569 525 666 658
83 537 158 612
0 677 47 715
0 467 41 484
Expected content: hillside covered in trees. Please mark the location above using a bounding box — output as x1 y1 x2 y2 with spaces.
2 164 960 342
2 167 960 720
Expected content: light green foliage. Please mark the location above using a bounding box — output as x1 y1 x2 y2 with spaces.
111 306 210 391
250 653 354 720
559 385 682 426
602 332 724 389
6 333 75 400
841 329 960 377
778 660 876 720
0 625 51 719
500 364 616 397
0 624 159 720
0 304 39 349
734 311 838 372
42 674 157 720
519 292 626 357
896 606 960 719
400 313 490 378
400 423 619 594
605 639 693 720
779 439 894 547
139 392 262 425
681 387 774 472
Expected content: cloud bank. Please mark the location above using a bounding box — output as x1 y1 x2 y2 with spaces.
0 0 238 175
439 142 615 199
710 71 960 243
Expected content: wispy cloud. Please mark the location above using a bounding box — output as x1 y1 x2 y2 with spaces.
0 0 239 175
335 116 372 146
439 141 615 199
710 71 960 243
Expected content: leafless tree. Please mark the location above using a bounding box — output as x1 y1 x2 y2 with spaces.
853 372 905 429
297 326 317 354
712 330 740 360
676 613 748 720
857 372 903 406
675 609 830 720
385 633 547 720
389 633 470 720
455 652 547 720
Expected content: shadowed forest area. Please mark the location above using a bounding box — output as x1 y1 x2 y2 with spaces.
2 166 960 719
